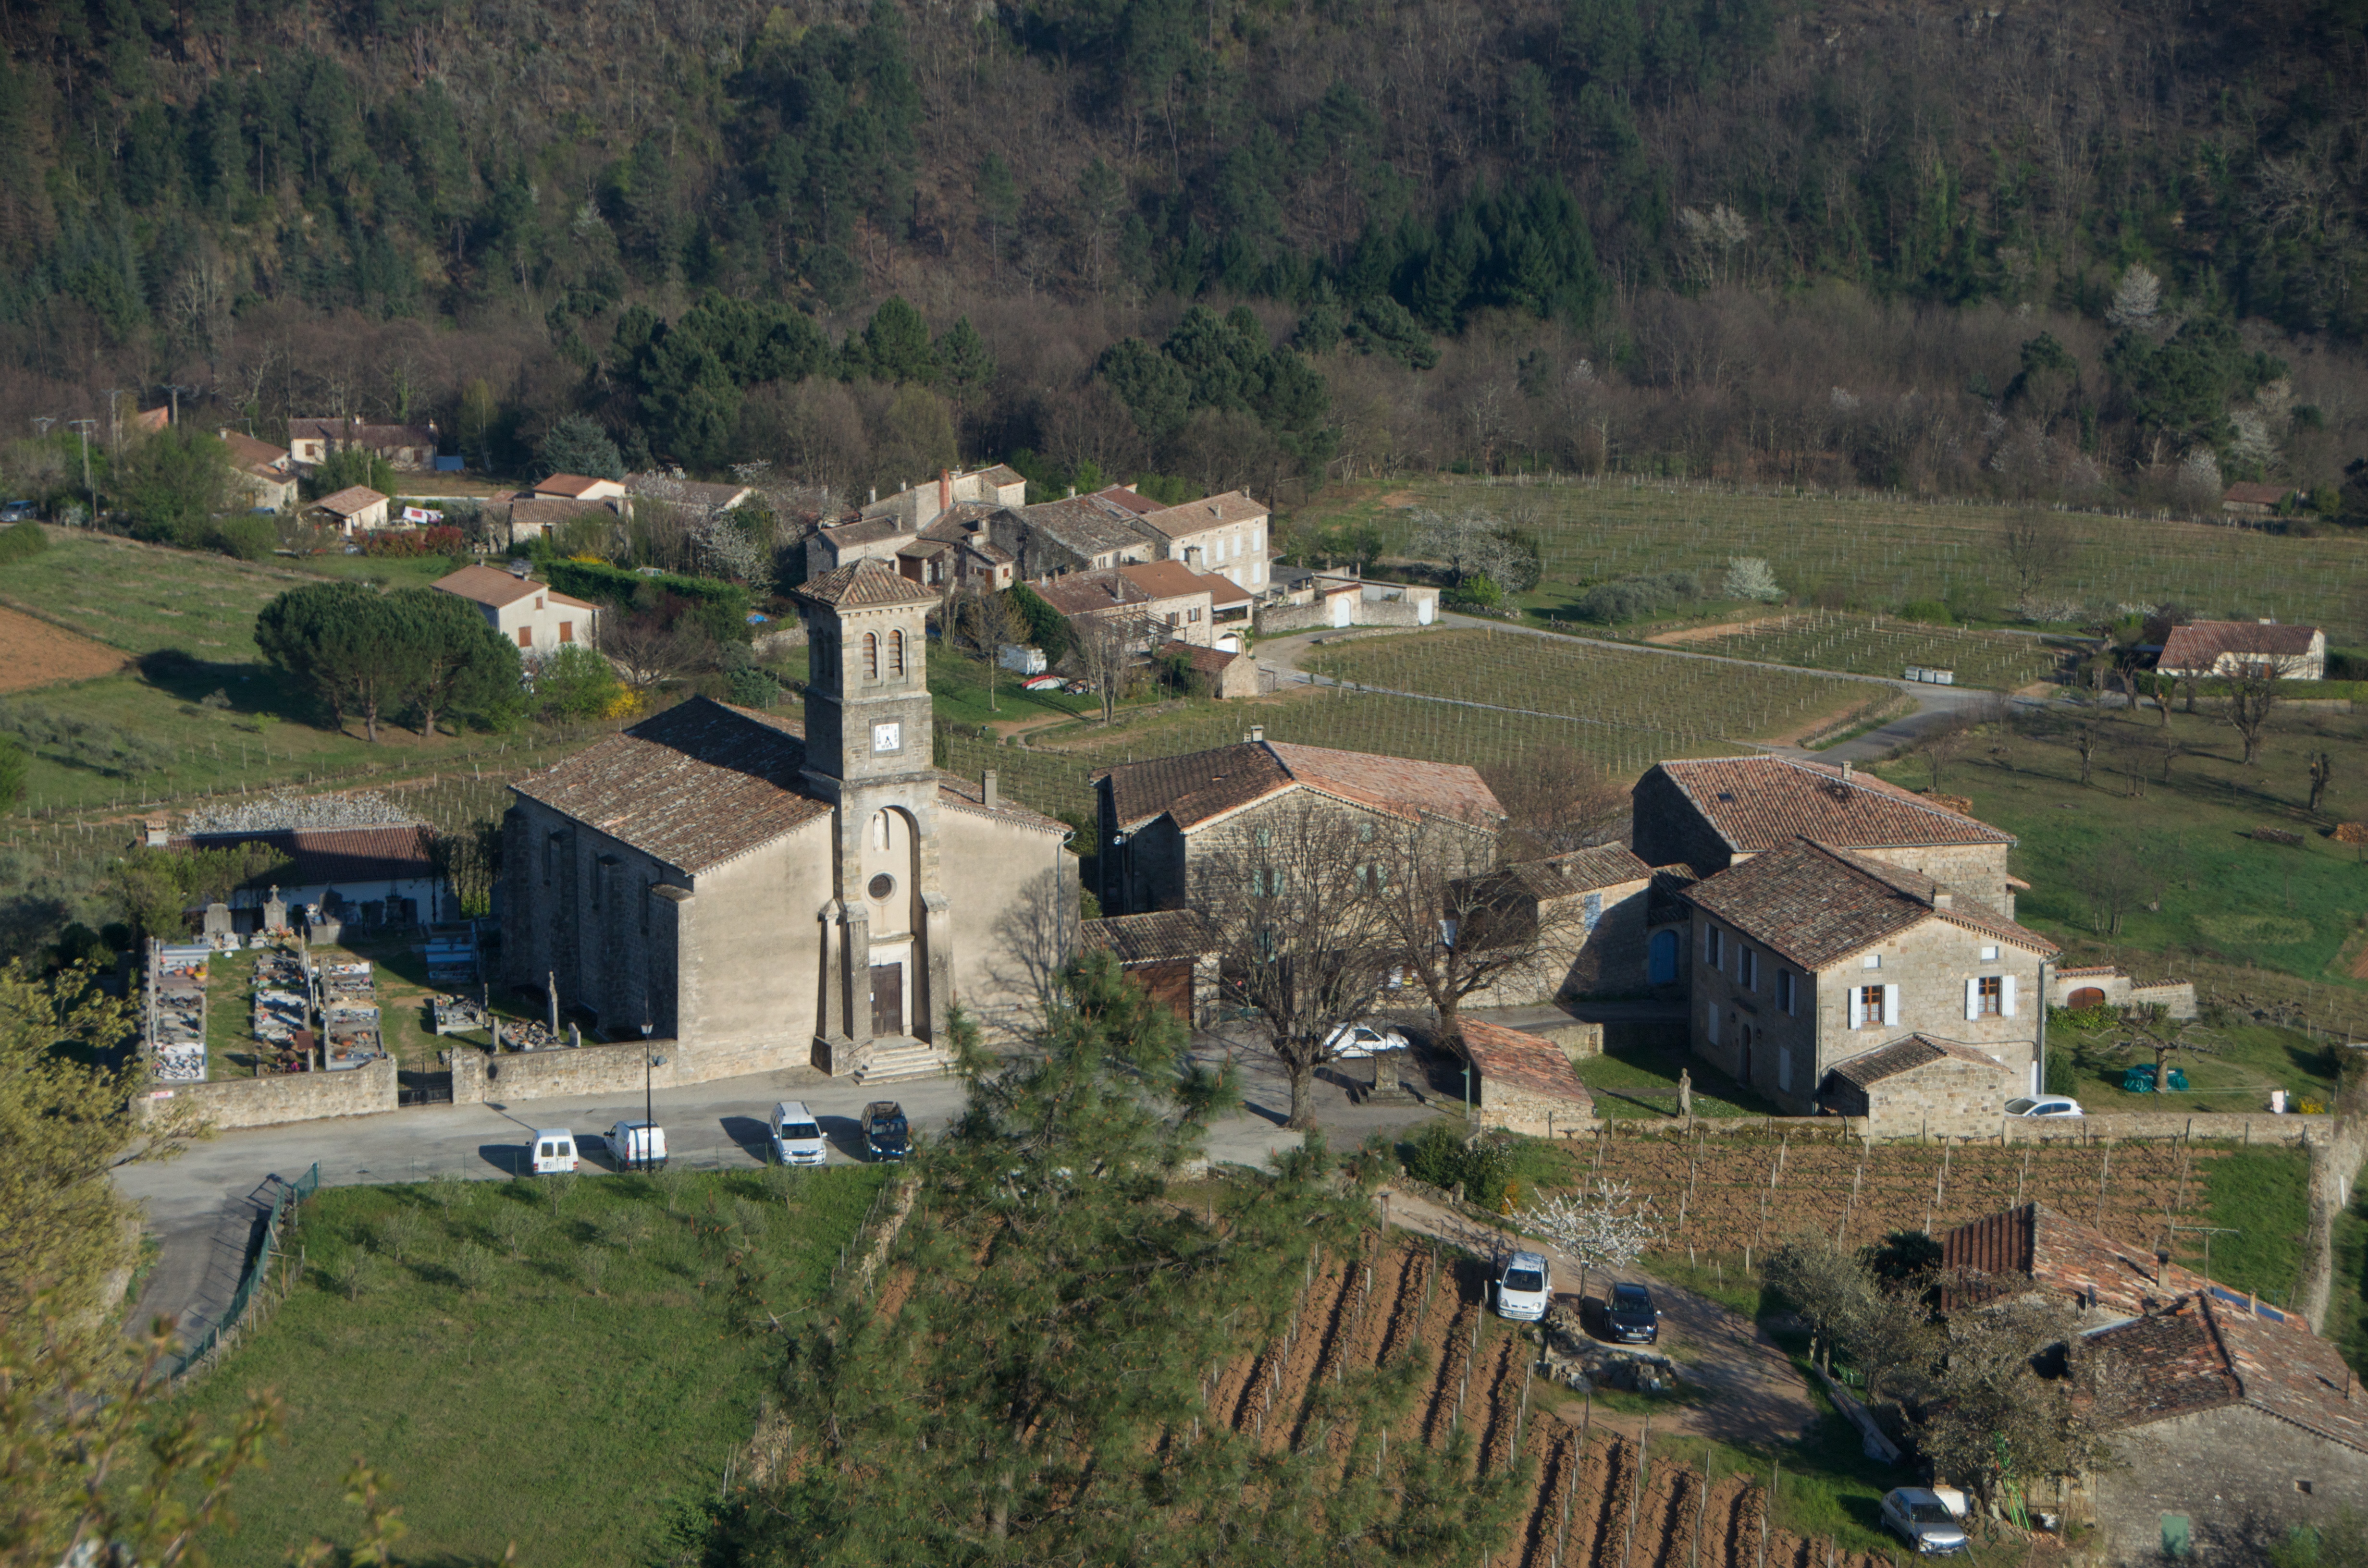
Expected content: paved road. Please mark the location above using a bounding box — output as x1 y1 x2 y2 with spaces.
115 1030 1456 1345
1254 613 2001 763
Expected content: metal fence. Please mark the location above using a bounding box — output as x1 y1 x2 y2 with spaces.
170 1161 319 1382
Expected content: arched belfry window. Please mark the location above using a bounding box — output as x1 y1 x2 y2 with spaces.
890 629 906 677
863 632 879 680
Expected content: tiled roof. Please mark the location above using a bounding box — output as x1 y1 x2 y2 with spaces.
1078 909 1221 966
2221 482 2294 506
796 559 938 609
1170 641 1249 677
1034 570 1152 617
288 418 434 449
2159 620 2321 666
509 697 830 874
916 502 1014 542
932 771 1067 833
1018 495 1157 557
1681 839 2058 970
1644 864 1700 925
506 498 617 532
1090 484 1163 515
2079 1292 2367 1452
1826 1033 2011 1089
1135 490 1267 539
1648 757 2014 854
970 464 1025 489
432 565 547 608
180 825 436 887
535 473 614 498
1939 1203 2220 1320
819 514 917 549
1462 1018 1595 1110
1206 576 1252 607
1098 740 1502 834
1499 845 1652 901
1119 560 1220 601
220 431 288 469
313 486 387 516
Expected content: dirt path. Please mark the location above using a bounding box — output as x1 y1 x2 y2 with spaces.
1379 1187 1822 1448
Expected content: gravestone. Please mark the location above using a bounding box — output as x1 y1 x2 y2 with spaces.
201 902 233 938
262 886 287 933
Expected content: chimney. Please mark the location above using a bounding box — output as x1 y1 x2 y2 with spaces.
1931 891 1953 909
1840 761 1853 783
1248 725 1265 744
940 468 952 511
983 770 999 809
868 487 878 505
1066 485 1076 499
143 819 170 848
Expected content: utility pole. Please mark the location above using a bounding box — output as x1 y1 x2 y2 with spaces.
103 389 126 450
68 419 98 524
163 384 195 427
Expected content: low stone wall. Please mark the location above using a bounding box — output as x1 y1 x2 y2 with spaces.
2002 1109 2328 1146
453 1033 824 1105
138 1055 397 1131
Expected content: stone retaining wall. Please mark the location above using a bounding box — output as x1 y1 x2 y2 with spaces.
453 1034 824 1105
137 1056 397 1131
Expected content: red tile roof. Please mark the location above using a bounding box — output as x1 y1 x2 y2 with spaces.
180 824 436 887
1499 845 1652 901
1462 1018 1595 1111
1119 560 1220 601
1134 490 1267 539
313 485 387 516
2079 1292 2366 1452
1682 839 2058 970
1034 570 1153 617
1647 757 2013 854
795 558 939 609
1090 484 1163 515
535 473 614 498
2220 482 2294 507
510 698 831 874
1099 740 1502 834
220 431 288 470
1825 1033 2012 1089
2158 620 2322 668
1078 909 1220 966
432 564 551 609
1939 1203 2219 1320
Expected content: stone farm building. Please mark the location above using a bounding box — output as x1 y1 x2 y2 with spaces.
1460 1017 1595 1137
2157 619 2327 681
502 559 1068 1080
170 823 444 929
286 418 438 469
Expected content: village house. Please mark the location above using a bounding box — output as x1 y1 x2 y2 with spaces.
501 497 623 546
501 560 1069 1079
2220 481 2299 517
1031 561 1230 651
1632 755 2023 915
862 466 1029 532
1131 490 1272 590
309 485 389 534
1676 837 2059 1121
286 417 439 470
1460 1017 1596 1138
432 563 601 653
1463 844 1680 1004
1074 908 1221 1023
1166 641 1262 699
2157 619 2327 681
1093 728 1502 916
532 473 629 504
895 527 1016 594
999 492 1163 577
169 822 446 929
220 430 297 510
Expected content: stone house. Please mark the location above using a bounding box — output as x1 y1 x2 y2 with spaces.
1632 756 2023 916
1000 493 1163 577
1678 837 2059 1119
501 497 622 546
432 564 601 653
2220 481 2298 517
1461 1017 1596 1138
1462 845 1670 1004
1168 641 1262 699
2047 964 2199 1018
864 466 1029 532
1259 569 1440 634
1936 1202 2234 1323
286 417 438 469
1033 562 1226 650
1093 728 1502 916
2157 619 2327 681
221 430 297 510
1131 490 1271 591
2071 1290 2366 1564
310 485 389 534
501 560 1068 1079
171 823 446 928
1076 909 1221 1023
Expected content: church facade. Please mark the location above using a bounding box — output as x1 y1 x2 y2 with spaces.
500 559 1070 1078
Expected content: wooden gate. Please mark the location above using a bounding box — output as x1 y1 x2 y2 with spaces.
1132 959 1192 1021
2067 986 2107 1010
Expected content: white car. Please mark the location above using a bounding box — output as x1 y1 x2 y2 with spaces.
607 1120 668 1171
527 1129 578 1175
1325 1023 1409 1059
770 1101 827 1166
2004 1095 2085 1119
1495 1251 1552 1322
1878 1488 1969 1556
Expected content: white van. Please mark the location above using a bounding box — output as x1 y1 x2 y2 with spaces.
1495 1250 1552 1322
770 1102 827 1166
607 1120 668 1171
528 1129 578 1175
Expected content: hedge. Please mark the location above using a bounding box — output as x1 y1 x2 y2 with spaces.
542 559 754 644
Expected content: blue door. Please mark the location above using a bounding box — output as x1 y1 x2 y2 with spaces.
1648 930 1679 984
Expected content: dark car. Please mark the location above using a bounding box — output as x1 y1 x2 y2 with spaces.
1605 1282 1660 1344
860 1100 910 1162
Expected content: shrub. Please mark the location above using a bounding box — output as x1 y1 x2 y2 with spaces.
1449 571 1502 610
362 530 431 558
1405 1121 1515 1208
210 514 276 561
727 666 781 708
1724 556 1783 601
422 524 466 554
1899 598 1954 624
2043 1048 2079 1097
0 520 46 562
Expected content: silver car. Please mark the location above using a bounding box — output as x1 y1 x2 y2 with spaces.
1879 1488 1968 1556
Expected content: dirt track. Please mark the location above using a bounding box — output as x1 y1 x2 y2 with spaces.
0 604 126 690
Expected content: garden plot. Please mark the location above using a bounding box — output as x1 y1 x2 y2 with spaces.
1666 613 2069 691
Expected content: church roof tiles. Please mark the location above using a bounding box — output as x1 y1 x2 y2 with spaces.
796 559 939 608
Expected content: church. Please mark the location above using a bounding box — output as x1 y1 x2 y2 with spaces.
499 559 1070 1080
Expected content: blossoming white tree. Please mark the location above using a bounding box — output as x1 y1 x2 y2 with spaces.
1518 1179 1663 1300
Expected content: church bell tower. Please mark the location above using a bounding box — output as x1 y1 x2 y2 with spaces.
790 559 953 1073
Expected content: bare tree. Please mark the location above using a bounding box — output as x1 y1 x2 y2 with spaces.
1518 1180 1662 1301
2071 844 2150 937
602 612 715 689
1192 800 1396 1129
2072 715 2101 787
2223 662 2282 765
955 588 1023 713
1911 713 1974 791
2117 1003 2228 1093
1070 611 1141 725
1480 746 1628 859
2309 748 2335 813
1998 510 2075 605
1927 1298 2112 1516
1369 817 1583 1054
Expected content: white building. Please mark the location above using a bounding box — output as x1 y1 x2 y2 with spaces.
432 563 602 653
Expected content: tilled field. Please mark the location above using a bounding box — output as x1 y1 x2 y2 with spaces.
1572 1129 2212 1254
1190 1234 1896 1568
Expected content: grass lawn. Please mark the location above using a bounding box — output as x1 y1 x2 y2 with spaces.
1870 703 2368 1021
2046 1013 2337 1115
1568 1039 1779 1120
200 945 262 1078
925 646 1110 728
1288 478 2368 644
175 1164 890 1568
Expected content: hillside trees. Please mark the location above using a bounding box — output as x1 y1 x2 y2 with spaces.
255 582 521 741
112 427 233 546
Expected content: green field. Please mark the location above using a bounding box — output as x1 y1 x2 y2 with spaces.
176 1165 890 1568
1296 480 2368 644
1299 627 1878 744
2047 1013 2341 1115
1676 612 2072 691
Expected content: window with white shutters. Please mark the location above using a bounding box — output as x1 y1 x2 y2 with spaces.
1855 984 1883 1028
2002 975 2019 1017
1882 983 1900 1026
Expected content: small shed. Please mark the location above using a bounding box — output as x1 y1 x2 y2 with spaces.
311 485 390 534
1460 1017 1597 1137
1817 1033 2012 1135
1170 640 1261 699
1076 909 1220 1023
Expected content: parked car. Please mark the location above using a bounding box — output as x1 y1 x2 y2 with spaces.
770 1100 827 1166
0 500 37 523
861 1100 910 1162
1023 674 1063 691
2004 1095 2085 1119
1324 1022 1409 1059
528 1128 579 1175
607 1119 668 1171
1494 1250 1552 1321
1878 1488 1969 1556
1604 1281 1661 1344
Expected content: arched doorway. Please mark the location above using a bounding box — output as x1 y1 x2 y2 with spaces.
2067 986 2107 1010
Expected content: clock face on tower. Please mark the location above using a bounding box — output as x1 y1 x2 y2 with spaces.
871 721 902 754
